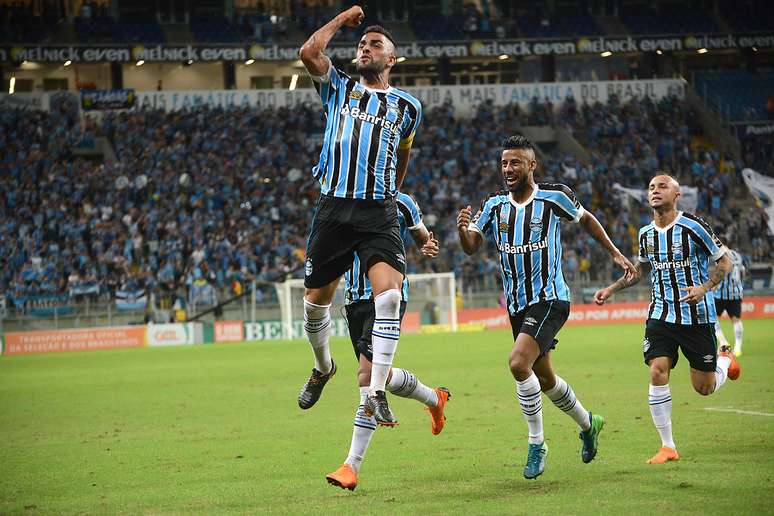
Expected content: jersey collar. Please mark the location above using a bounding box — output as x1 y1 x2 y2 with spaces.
509 185 538 209
653 211 682 233
359 82 392 93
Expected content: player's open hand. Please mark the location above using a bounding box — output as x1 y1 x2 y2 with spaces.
679 285 707 304
613 253 637 281
339 5 364 27
421 231 439 258
457 205 473 231
593 287 612 305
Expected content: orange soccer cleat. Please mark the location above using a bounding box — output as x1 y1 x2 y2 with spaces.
719 347 741 381
426 387 451 435
646 446 680 464
326 464 358 491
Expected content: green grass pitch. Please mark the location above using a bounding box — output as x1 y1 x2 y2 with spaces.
1 320 772 514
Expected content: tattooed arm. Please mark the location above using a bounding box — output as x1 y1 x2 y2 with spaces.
594 260 650 305
679 252 732 304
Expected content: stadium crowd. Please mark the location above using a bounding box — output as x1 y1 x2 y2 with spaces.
0 93 770 313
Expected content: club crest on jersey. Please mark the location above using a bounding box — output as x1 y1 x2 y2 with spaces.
530 217 543 233
349 90 364 99
498 222 509 231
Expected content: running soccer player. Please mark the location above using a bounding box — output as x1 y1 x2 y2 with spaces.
457 135 636 480
713 248 745 356
594 173 741 465
326 192 449 491
296 5 423 426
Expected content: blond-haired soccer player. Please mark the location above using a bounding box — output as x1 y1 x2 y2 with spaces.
595 173 741 464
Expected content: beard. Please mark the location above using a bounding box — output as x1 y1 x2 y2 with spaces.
357 61 386 83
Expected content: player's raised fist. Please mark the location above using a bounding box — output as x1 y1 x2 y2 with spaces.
457 205 472 230
339 5 364 27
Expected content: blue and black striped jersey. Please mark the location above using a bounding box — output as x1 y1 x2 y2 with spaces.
714 249 744 300
311 64 422 200
638 212 727 325
344 192 423 304
469 184 585 315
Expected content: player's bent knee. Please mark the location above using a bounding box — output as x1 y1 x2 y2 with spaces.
695 384 714 396
509 355 532 380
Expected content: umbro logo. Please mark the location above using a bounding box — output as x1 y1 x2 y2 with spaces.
305 258 313 277
643 338 650 352
396 253 406 264
703 354 714 363
524 317 538 326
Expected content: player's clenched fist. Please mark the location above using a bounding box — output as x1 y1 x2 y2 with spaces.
457 205 473 231
338 5 364 27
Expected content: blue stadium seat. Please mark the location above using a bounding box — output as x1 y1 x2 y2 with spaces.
694 70 774 121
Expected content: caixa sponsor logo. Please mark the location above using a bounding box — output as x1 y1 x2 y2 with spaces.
497 238 548 254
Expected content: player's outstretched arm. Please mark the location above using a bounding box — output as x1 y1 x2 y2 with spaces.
679 252 732 304
299 5 364 76
579 211 636 280
457 205 482 255
594 260 649 305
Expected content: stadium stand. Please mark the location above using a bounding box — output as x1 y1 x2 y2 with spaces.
694 70 774 121
619 4 720 35
1 93 770 314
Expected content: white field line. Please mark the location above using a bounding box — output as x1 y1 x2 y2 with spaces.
704 407 774 417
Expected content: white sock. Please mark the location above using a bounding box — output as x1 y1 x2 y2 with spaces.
648 384 675 449
345 387 376 474
714 355 731 392
544 376 591 431
714 321 729 347
733 320 744 354
303 298 332 373
386 368 439 407
516 373 544 445
370 289 401 392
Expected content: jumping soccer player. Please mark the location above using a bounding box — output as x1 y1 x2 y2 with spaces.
714 248 746 356
594 173 741 465
457 135 636 479
326 192 450 491
296 5 422 426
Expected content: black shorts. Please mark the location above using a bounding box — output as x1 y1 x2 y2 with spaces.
509 300 570 356
345 300 408 362
714 298 742 319
304 195 406 289
643 319 717 372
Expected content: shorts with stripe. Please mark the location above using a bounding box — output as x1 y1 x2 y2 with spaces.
304 194 406 289
509 300 570 356
643 319 717 372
